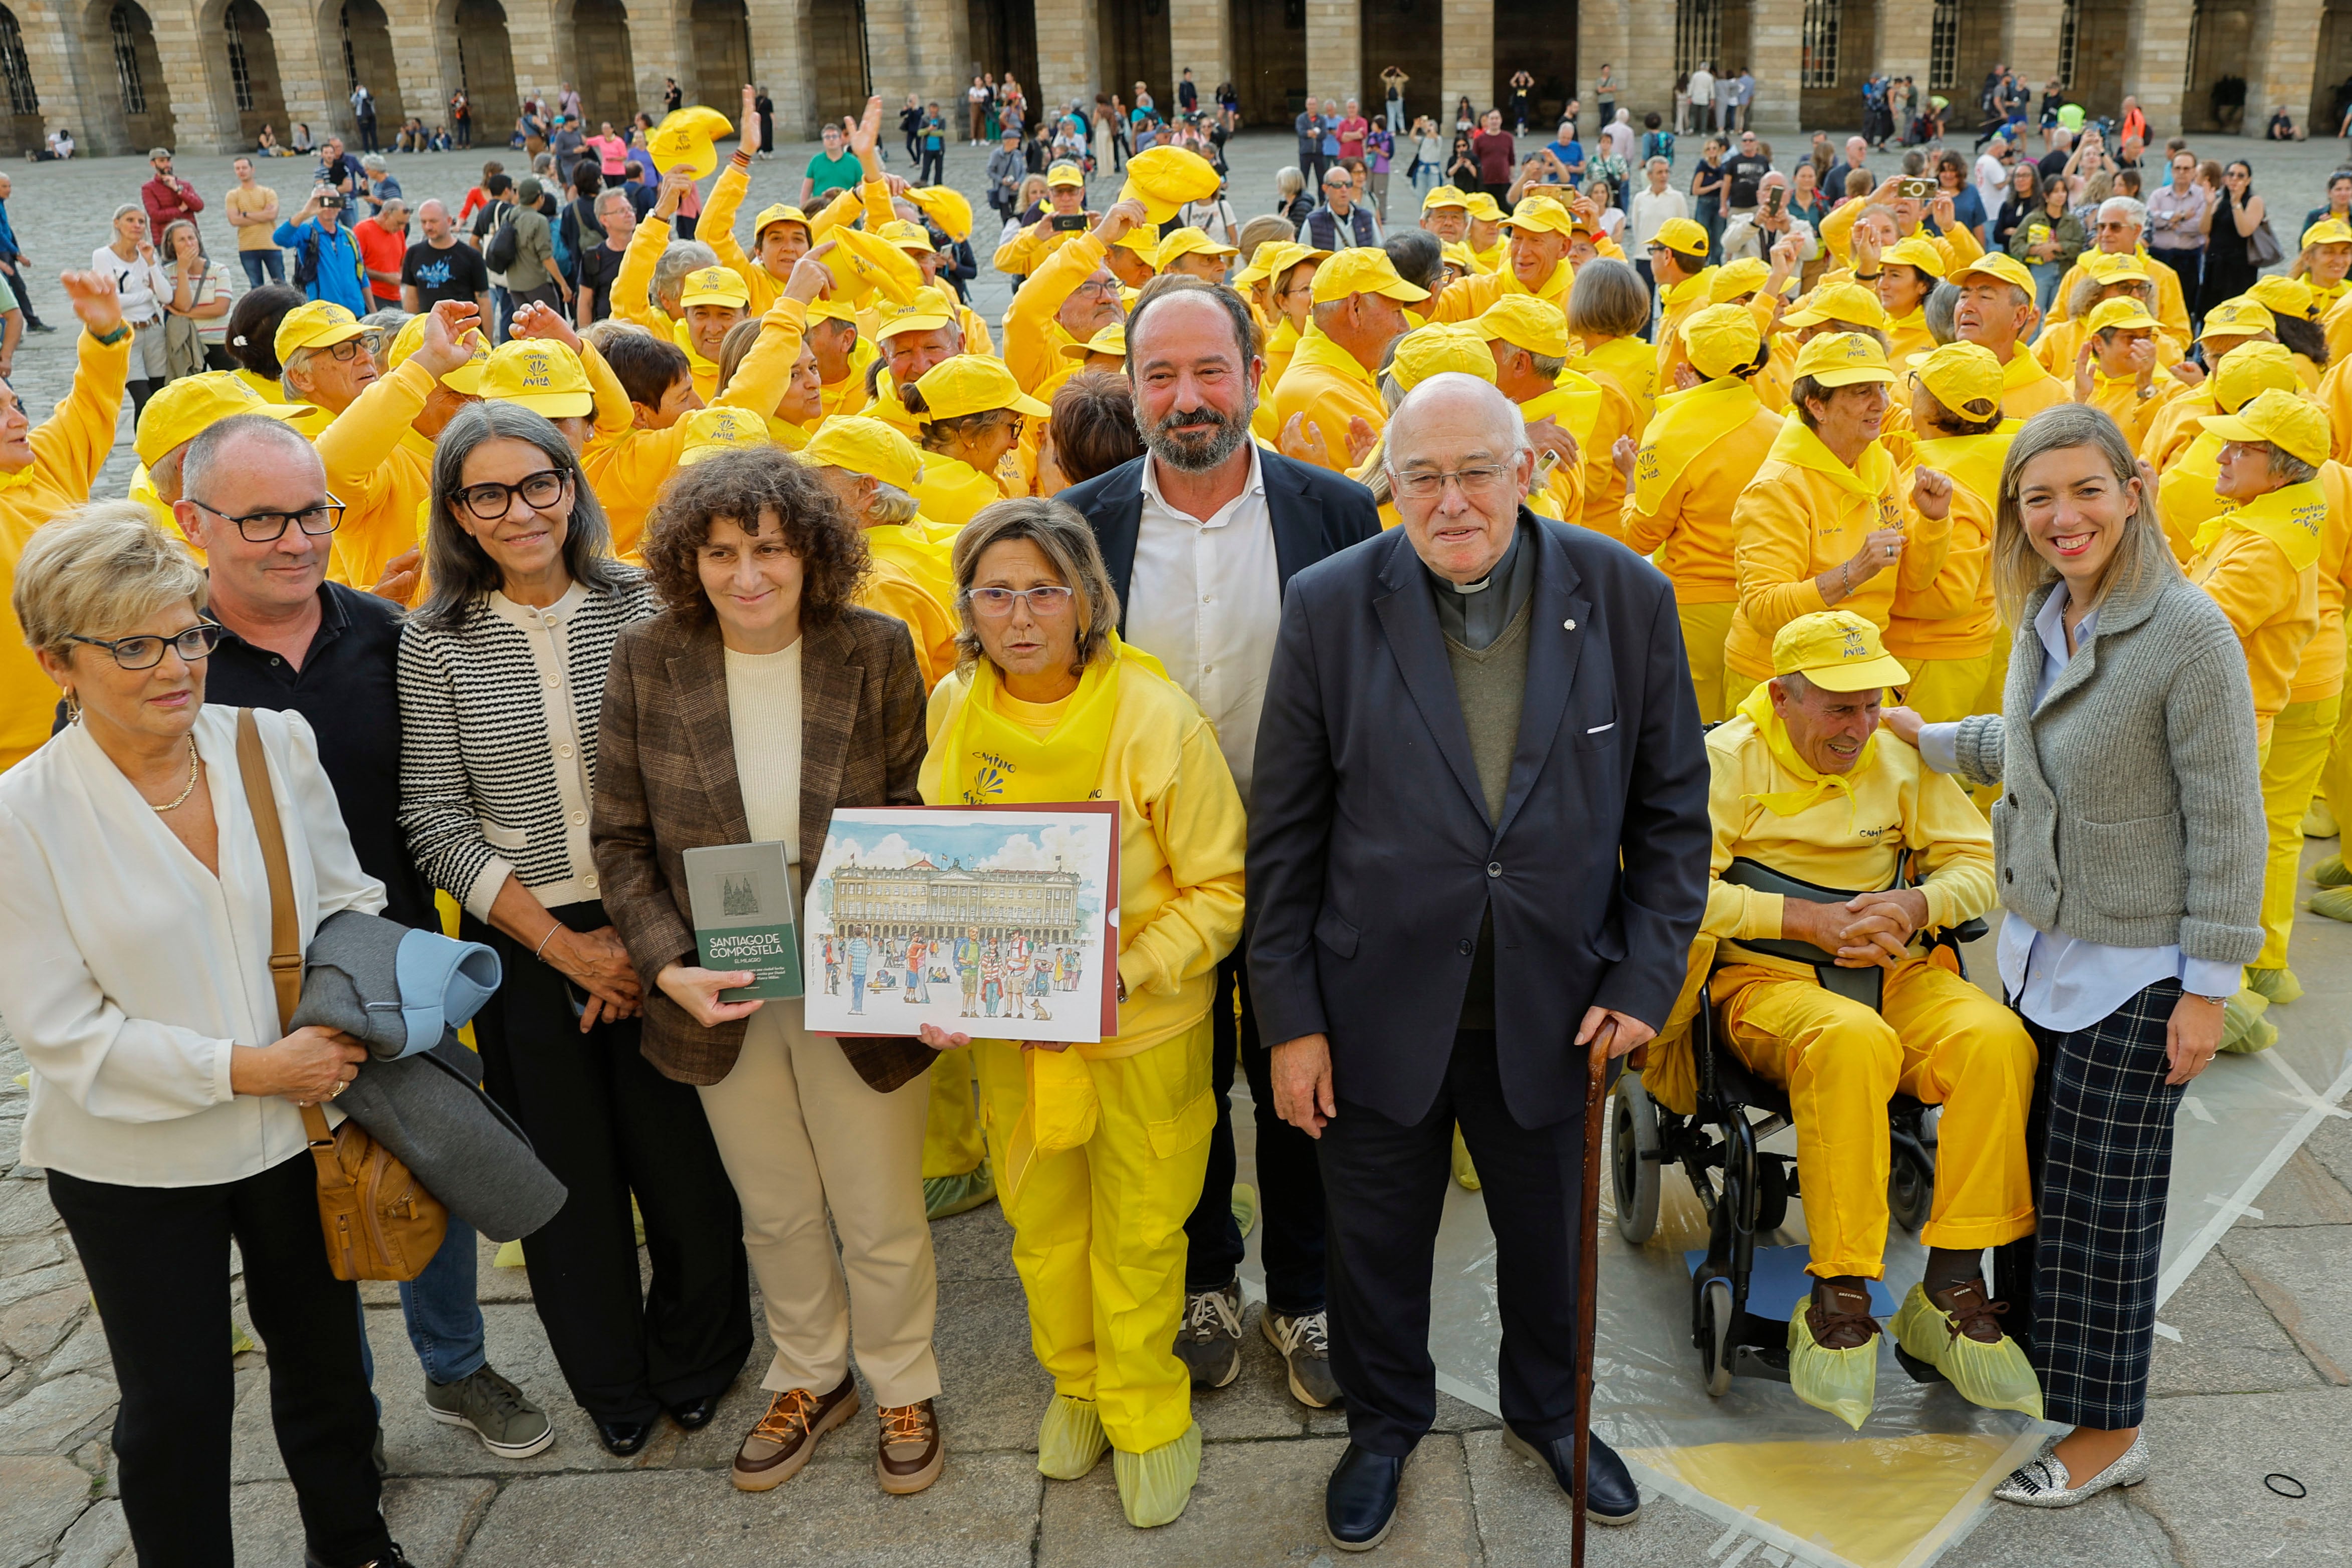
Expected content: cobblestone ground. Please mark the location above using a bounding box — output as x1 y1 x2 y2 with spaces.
4 126 2352 1568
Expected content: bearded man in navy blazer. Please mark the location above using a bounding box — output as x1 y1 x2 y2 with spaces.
1245 374 1710 1550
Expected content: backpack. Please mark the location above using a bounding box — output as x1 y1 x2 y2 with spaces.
482 202 520 273
293 223 319 289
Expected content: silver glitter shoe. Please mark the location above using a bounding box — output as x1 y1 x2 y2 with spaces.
1992 1429 2150 1507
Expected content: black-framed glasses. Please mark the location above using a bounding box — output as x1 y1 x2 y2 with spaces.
321 333 381 363
185 494 346 542
67 621 224 670
449 468 570 523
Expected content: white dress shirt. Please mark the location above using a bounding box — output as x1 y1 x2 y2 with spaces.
1124 443 1280 803
0 707 385 1187
1917 594 2240 1031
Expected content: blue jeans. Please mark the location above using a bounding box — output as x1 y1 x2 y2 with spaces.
850 971 867 1012
2030 261 2066 314
239 250 285 289
357 1217 488 1395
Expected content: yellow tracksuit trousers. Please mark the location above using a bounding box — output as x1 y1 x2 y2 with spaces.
1896 652 1997 724
1718 955 2037 1280
975 1018 1216 1455
2258 696 2341 970
1677 600 1738 724
2321 684 2352 826
922 1051 986 1181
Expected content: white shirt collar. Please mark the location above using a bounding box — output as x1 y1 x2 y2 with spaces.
1138 440 1266 529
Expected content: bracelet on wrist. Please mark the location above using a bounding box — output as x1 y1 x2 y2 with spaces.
534 924 564 961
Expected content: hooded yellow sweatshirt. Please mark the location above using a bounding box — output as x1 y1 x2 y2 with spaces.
1884 426 2013 661
1270 324 1388 476
1621 376 1789 605
2188 480 2326 744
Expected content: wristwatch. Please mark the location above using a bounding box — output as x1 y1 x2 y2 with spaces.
2188 991 2231 1006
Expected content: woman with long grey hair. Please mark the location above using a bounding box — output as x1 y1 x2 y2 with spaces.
395 400 753 1456
1883 403 2264 1507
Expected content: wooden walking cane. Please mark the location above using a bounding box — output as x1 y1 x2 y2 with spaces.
1571 1020 1612 1568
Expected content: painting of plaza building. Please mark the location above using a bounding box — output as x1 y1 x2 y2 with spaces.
826 854 1083 948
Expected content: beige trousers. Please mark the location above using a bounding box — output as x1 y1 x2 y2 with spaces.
695 998 941 1407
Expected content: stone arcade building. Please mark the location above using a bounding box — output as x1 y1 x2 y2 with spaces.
0 0 2336 162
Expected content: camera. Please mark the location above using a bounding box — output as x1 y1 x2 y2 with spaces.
1899 177 1934 201
320 192 346 209
1051 213 1087 232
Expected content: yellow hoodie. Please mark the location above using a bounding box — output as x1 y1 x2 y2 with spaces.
1269 324 1387 477
1884 428 2011 661
2188 481 2325 745
1620 377 1784 605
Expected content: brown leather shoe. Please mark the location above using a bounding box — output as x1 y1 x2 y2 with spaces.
876 1398 944 1494
731 1372 859 1492
1925 1278 2012 1344
1805 1281 1882 1351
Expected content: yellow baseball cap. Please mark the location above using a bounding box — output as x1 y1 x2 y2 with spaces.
646 106 728 178
873 306 955 343
1236 241 1327 289
1772 609 1912 692
1707 258 1772 303
383 311 489 394
1044 161 1087 189
2200 297 2277 342
751 202 811 239
1421 184 1472 212
1111 220 1162 256
1310 248 1430 307
133 371 309 468
2085 295 2160 334
1792 330 1896 387
2247 275 2319 322
1503 196 1576 236
478 339 594 417
1880 235 1947 278
1464 192 1506 222
1781 281 1889 330
1948 253 2037 296
675 404 775 466
2203 387 2332 467
906 186 974 243
2211 342 2302 415
273 300 372 362
1439 240 1480 275
1909 341 2005 422
2211 341 2301 413
806 296 863 327
1059 323 1128 360
2304 217 2352 250
2087 250 2152 285
1680 302 1765 381
821 226 925 307
911 355 1049 421
802 415 926 491
877 218 938 254
679 265 750 310
1390 323 1499 391
1652 216 1710 259
1474 294 1568 358
1120 145 1222 222
1154 227 1237 269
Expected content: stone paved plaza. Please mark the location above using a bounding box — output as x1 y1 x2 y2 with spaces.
3 126 2352 1568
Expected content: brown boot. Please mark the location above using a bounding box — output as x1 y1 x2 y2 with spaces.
876 1398 945 1494
731 1372 859 1492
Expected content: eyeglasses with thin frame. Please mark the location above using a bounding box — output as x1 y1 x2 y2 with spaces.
67 620 225 671
964 584 1075 617
449 468 571 523
1388 464 1515 502
185 494 347 542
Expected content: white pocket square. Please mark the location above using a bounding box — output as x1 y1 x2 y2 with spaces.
1586 722 1616 734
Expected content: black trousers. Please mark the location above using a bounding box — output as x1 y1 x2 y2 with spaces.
1184 956 1327 1312
465 899 753 1424
1319 1028 1588 1457
48 1152 391 1568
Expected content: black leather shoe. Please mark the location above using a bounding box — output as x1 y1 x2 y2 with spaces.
594 1417 653 1456
1503 1425 1642 1524
667 1396 718 1431
1325 1442 1405 1551
305 1544 414 1568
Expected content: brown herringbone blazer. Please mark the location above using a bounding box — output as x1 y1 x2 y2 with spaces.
592 606 936 1090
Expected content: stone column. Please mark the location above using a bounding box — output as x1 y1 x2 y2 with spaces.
1626 0 1677 132
1579 0 1631 113
16 0 101 160
743 0 816 137
1441 0 1488 116
2244 0 2327 133
621 0 692 124
266 0 339 158
2004 0 2061 94
2118 0 2191 134
1746 0 1805 134
1033 0 1102 119
150 0 236 153
387 4 455 139
501 0 566 115
1305 0 1356 104
1168 0 1229 100
1875 0 1932 91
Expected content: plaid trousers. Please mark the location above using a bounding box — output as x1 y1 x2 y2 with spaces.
2018 979 2184 1430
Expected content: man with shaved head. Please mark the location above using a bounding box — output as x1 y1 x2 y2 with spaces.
400 197 490 316
1246 372 1709 1549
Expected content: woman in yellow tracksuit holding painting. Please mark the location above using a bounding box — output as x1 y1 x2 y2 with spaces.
914 498 1245 1532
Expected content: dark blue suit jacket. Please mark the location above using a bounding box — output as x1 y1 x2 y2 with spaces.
1245 513 1710 1130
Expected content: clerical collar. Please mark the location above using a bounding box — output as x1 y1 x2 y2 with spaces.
1428 521 1533 651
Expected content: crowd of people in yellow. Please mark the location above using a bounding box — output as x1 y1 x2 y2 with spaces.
0 77 2332 1562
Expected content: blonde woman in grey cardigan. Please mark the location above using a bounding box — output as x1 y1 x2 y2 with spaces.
1882 404 2263 1508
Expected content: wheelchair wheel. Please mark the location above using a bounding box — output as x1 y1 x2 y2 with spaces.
1888 1143 1933 1233
1755 1154 1790 1234
1612 1074 1662 1244
1697 1276 1736 1397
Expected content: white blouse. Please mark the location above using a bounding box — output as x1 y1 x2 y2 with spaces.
0 707 385 1187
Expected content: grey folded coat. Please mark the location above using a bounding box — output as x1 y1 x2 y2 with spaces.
293 910 567 1241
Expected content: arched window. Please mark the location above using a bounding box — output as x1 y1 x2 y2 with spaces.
110 3 147 115
0 7 37 117
1930 0 1960 93
226 4 255 111
1801 0 1841 91
339 0 358 94
2059 0 2082 89
1675 0 1721 78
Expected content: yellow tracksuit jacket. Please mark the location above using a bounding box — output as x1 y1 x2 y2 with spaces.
2189 504 2321 748
2041 247 2194 341
698 158 868 314
1817 204 1988 278
315 361 438 601
1003 231 1105 395
1269 325 1386 477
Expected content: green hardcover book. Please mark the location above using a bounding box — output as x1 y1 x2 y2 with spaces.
684 842 804 1001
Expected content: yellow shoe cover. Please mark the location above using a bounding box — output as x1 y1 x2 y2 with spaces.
924 1160 996 1220
1230 1182 1259 1239
2244 966 2303 1006
493 1239 526 1268
1113 1422 1202 1528
1036 1394 1108 1481
1452 1125 1481 1191
1787 1294 1878 1431
2305 800 2340 839
1890 1283 2044 1419
2219 989 2278 1055
2314 853 2352 888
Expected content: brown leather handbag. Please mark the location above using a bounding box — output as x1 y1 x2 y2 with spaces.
237 709 449 1282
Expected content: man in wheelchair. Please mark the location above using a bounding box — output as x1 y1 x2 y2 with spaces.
1698 610 2039 1429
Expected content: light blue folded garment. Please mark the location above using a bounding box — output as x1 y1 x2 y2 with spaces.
393 926 501 1057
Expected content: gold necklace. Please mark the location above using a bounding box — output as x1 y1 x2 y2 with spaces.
152 736 201 813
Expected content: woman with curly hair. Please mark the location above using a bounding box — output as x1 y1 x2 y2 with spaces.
590 444 950 1499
